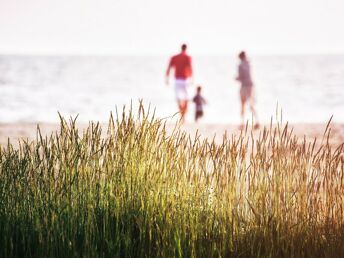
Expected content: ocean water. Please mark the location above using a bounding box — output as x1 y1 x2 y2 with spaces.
0 55 343 124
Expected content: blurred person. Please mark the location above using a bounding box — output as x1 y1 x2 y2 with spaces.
166 44 193 122
193 86 206 122
236 51 259 129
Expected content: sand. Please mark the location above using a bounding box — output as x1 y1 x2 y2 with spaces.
0 122 343 149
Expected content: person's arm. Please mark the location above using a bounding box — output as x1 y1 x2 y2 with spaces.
188 56 194 84
192 96 196 103
236 65 242 81
188 56 193 77
165 57 174 85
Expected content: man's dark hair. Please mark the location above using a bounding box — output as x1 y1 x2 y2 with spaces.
181 44 187 51
239 51 246 59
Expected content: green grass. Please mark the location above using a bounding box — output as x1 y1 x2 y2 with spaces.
1 105 344 257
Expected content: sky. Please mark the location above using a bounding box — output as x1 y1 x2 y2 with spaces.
0 0 344 55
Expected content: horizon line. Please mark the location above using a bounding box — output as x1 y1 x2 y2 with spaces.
1 51 344 57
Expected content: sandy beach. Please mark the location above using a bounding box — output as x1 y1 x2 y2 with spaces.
1 122 343 148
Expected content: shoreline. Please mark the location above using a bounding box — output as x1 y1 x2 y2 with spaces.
1 122 344 148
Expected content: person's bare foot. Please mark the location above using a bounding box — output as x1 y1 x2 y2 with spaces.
254 123 260 130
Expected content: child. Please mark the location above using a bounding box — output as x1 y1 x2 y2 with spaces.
192 86 206 122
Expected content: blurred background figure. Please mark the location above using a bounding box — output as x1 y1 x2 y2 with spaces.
193 85 206 122
236 51 259 129
166 44 193 122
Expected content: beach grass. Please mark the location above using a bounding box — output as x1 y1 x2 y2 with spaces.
1 104 344 257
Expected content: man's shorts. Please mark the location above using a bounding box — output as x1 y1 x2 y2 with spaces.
175 79 188 101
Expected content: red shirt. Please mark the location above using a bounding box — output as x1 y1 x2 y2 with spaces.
168 52 192 79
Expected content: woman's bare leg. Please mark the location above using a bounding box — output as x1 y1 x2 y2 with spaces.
249 98 259 129
240 99 245 129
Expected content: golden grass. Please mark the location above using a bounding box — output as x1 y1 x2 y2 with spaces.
0 104 344 257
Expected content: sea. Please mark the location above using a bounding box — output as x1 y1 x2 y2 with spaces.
0 54 343 124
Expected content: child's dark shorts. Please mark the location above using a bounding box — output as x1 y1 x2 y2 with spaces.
195 110 203 120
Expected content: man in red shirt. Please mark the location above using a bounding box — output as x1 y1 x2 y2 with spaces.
166 44 193 122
